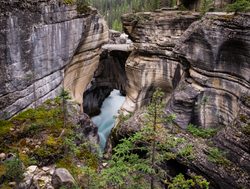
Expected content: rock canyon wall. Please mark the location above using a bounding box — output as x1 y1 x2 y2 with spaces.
0 0 109 119
121 10 200 113
114 11 250 189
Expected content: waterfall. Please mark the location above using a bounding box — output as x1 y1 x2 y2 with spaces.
91 89 125 150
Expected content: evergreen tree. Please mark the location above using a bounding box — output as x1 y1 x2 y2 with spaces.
90 88 209 189
226 0 250 12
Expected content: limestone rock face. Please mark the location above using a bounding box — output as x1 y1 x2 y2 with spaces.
0 0 109 119
166 13 250 188
121 11 200 112
63 13 109 108
111 12 250 189
171 12 250 129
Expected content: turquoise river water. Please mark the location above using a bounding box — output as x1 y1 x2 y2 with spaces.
91 90 125 150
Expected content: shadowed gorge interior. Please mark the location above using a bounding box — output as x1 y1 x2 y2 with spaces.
0 0 249 188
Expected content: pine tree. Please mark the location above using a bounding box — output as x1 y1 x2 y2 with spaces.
81 88 209 189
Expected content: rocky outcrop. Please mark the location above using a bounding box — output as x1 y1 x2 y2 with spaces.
83 31 130 116
167 12 250 188
19 165 55 189
111 11 250 189
0 0 109 119
19 166 76 189
52 168 76 189
63 11 109 109
121 10 200 113
171 12 250 129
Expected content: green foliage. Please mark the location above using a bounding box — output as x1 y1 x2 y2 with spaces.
87 0 161 30
168 173 209 189
59 89 71 101
187 124 217 138
178 144 194 160
63 0 76 5
116 112 133 122
112 19 123 31
89 88 209 189
76 0 91 14
226 0 250 12
18 153 37 167
200 0 214 15
207 147 230 165
192 174 210 189
4 157 24 183
168 173 195 189
56 156 82 179
0 120 13 140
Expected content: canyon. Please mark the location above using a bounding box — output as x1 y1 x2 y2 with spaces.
0 0 249 188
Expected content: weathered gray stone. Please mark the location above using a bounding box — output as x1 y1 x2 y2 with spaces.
111 11 250 189
19 165 56 189
0 152 6 161
52 168 76 189
120 11 200 113
172 12 250 129
0 0 109 119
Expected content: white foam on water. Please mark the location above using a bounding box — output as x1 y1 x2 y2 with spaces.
91 90 125 150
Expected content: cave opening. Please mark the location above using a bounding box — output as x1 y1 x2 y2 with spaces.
83 49 130 149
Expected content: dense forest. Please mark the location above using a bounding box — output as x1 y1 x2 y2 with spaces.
86 0 165 30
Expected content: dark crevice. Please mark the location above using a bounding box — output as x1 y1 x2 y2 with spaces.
83 50 130 116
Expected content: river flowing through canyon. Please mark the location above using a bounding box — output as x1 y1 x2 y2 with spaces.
91 90 125 150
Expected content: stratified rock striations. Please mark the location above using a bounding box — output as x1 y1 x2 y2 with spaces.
63 11 109 109
169 13 250 188
121 10 200 113
113 11 250 189
0 0 109 119
171 12 250 129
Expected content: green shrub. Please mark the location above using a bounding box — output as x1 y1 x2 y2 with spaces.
187 124 217 138
178 144 194 160
0 120 13 139
168 173 209 189
168 173 195 189
242 124 250 135
200 0 214 15
76 0 91 14
207 147 230 165
63 0 76 5
226 0 250 12
4 157 24 183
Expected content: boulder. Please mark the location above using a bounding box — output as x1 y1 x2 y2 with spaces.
52 168 76 189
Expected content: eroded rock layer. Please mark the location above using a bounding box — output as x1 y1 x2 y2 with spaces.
0 0 109 119
121 11 200 112
168 13 250 188
171 12 250 129
112 12 250 189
